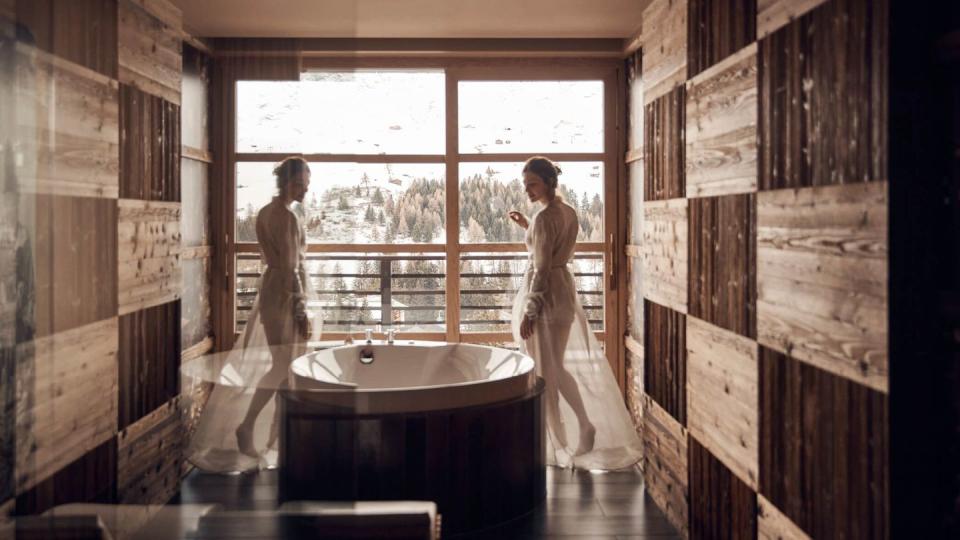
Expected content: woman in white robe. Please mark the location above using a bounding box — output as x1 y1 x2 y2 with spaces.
510 156 642 470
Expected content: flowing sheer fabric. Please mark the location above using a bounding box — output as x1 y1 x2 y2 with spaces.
184 198 322 473
512 198 642 470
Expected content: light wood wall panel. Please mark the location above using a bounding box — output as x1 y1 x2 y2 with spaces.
641 395 688 537
644 300 686 425
14 0 118 79
685 44 758 198
757 0 829 39
15 44 120 199
689 436 757 539
641 0 688 105
758 494 810 540
117 398 183 505
641 198 688 313
687 0 757 77
15 317 119 495
127 0 181 30
757 181 887 392
118 199 182 315
625 344 644 432
118 0 182 105
644 87 686 201
686 316 758 489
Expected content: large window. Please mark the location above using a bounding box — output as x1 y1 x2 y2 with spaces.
230 61 618 349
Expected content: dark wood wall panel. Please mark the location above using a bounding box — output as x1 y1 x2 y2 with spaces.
119 83 181 202
117 398 183 505
687 0 757 77
689 436 757 539
644 300 686 425
0 191 15 504
689 193 756 338
758 0 888 191
644 87 686 201
759 346 889 538
15 438 117 516
14 0 118 79
118 300 180 430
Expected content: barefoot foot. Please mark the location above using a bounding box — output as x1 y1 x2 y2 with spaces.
235 424 259 458
575 424 596 456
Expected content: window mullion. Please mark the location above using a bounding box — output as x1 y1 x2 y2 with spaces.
445 71 461 342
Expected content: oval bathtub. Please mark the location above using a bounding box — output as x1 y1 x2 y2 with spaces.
279 341 546 535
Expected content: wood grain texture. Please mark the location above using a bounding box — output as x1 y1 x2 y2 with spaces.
757 0 829 39
759 346 889 539
0 196 15 504
127 0 181 30
117 397 183 505
644 300 686 425
689 436 757 539
119 83 181 202
757 182 887 392
689 193 756 338
628 251 643 339
14 0 118 79
15 317 119 495
758 0 888 190
627 48 644 157
758 494 810 540
641 394 688 537
644 87 686 201
15 44 120 199
14 438 116 516
117 199 182 315
625 344 644 434
118 0 182 105
686 316 758 490
118 300 180 430
181 257 211 350
641 198 688 313
686 44 758 198
641 0 688 105
687 0 757 77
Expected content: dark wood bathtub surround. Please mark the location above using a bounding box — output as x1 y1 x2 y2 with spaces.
687 0 757 78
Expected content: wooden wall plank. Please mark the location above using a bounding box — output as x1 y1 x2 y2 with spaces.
689 436 757 539
685 44 758 198
628 252 643 339
625 346 644 434
119 83 181 202
117 199 182 315
641 198 688 313
757 0 829 39
118 301 180 430
644 300 686 425
758 0 888 190
118 0 182 105
181 257 211 350
686 316 758 490
644 87 686 201
759 346 889 539
15 44 120 199
641 0 688 105
641 394 688 537
15 438 116 516
117 397 183 505
687 0 757 77
15 0 118 79
15 317 119 495
0 194 15 504
758 494 810 540
689 193 756 338
757 182 887 392
127 0 181 30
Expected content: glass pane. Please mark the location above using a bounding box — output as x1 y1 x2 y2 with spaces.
458 162 604 243
181 158 209 247
237 71 445 154
182 257 211 349
458 80 603 154
237 162 445 244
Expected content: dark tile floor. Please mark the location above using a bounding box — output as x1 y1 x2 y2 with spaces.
172 465 682 539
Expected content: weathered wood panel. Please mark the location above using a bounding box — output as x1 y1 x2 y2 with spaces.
644 300 686 425
117 199 182 315
644 87 686 201
641 198 688 313
759 346 889 539
686 316 758 490
15 44 120 199
118 0 182 105
118 300 180 430
687 0 757 77
627 49 643 154
689 193 756 338
119 83 181 202
641 395 688 537
641 0 687 105
0 195 15 504
127 0 181 30
757 182 887 392
757 0 829 39
117 397 183 505
629 157 644 245
14 438 116 516
181 257 211 350
14 0 118 79
625 341 644 433
758 494 810 540
686 44 758 198
689 436 757 539
15 317 119 495
758 0 888 190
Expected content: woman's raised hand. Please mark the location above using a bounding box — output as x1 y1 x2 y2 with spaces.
508 211 529 230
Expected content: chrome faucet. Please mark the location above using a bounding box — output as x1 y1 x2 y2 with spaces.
386 329 396 344
364 329 373 344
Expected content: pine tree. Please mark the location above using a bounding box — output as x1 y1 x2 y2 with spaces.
338 194 350 210
364 205 376 222
372 187 384 204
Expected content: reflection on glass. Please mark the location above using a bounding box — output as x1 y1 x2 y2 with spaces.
237 71 445 154
458 162 604 243
236 162 445 243
458 81 603 154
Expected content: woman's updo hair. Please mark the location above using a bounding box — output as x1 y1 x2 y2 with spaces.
522 156 562 190
273 156 310 191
